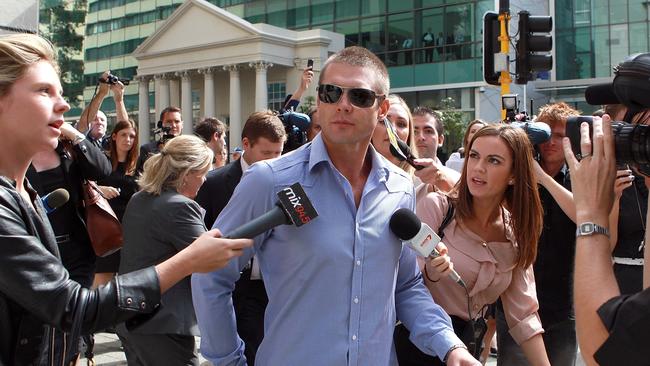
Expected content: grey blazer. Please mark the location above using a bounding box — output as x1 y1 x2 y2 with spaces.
119 189 206 335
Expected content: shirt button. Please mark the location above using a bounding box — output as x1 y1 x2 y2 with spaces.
19 338 28 345
353 297 359 304
356 260 361 266
352 335 357 341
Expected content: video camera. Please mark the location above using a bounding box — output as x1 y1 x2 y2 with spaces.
500 93 552 146
100 73 130 86
567 53 650 176
278 109 311 153
153 121 175 145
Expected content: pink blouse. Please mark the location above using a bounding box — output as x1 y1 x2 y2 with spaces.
416 192 544 345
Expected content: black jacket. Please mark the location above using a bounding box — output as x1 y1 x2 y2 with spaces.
195 160 243 229
0 176 161 366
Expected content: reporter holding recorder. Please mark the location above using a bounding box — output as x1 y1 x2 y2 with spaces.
0 33 252 366
411 124 551 365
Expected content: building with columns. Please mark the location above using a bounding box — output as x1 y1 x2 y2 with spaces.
131 0 343 148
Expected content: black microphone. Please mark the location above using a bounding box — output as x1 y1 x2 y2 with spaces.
41 188 70 214
510 121 552 145
224 183 318 239
389 139 424 170
389 208 466 288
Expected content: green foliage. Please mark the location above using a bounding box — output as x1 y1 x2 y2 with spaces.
298 96 316 113
40 0 87 108
437 97 468 157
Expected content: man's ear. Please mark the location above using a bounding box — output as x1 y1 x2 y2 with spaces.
438 133 445 147
242 137 251 150
378 97 390 121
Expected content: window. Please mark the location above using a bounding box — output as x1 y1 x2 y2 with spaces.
267 82 287 112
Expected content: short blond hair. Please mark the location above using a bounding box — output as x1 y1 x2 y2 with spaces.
138 135 213 195
319 46 389 95
0 33 58 97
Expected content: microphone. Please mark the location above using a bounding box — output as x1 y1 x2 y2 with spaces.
389 139 424 170
510 121 552 145
224 183 318 239
389 208 466 288
41 188 70 214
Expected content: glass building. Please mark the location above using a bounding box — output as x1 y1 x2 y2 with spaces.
81 0 650 130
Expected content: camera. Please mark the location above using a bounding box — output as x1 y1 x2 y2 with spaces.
566 116 650 175
100 73 130 86
278 109 311 153
153 123 175 145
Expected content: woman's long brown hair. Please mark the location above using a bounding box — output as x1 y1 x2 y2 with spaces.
451 124 543 269
108 120 139 176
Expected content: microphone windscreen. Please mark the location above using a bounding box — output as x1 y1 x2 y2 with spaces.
389 208 421 241
46 188 70 210
585 82 619 105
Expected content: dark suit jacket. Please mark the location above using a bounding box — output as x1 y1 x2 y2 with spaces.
195 160 243 229
119 189 206 335
136 141 161 174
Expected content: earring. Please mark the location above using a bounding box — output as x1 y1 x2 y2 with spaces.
508 179 514 185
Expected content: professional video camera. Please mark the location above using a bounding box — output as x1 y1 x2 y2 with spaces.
153 122 175 145
100 73 130 86
278 108 311 153
566 53 650 176
500 94 551 146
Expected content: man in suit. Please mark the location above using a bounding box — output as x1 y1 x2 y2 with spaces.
194 117 228 170
195 110 286 365
136 106 183 172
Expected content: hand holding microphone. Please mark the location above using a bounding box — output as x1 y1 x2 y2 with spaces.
424 241 456 283
389 208 466 288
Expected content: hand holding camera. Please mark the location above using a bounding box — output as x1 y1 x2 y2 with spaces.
562 115 616 222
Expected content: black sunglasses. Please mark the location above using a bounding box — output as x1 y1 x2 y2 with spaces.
317 84 384 108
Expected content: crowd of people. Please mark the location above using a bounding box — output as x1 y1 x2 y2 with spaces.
1 32 650 366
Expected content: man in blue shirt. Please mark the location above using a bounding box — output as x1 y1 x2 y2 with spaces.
191 46 478 366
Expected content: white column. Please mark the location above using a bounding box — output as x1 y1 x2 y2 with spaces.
249 61 273 111
224 64 241 149
137 76 151 145
178 71 193 135
169 77 180 107
155 74 170 115
199 68 216 117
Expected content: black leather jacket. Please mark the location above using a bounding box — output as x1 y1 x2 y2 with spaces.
0 176 161 366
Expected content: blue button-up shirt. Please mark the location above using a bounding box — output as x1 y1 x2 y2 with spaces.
192 135 460 366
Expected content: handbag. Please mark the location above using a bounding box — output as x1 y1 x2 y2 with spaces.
82 180 123 257
459 315 488 359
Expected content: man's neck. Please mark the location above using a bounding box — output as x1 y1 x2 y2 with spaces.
322 139 372 208
541 159 564 177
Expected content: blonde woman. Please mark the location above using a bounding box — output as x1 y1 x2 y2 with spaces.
371 93 418 173
118 135 216 365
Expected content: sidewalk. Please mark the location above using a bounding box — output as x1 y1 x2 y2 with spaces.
83 332 499 365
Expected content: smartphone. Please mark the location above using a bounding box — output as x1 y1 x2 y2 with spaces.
307 59 314 70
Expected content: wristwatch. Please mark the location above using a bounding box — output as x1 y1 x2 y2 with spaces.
576 222 610 238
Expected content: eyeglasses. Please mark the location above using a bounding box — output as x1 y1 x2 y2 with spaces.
317 84 384 108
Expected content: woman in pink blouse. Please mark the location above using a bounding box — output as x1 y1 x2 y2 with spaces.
417 124 550 365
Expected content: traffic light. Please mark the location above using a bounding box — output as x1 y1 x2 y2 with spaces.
483 11 500 86
515 11 553 84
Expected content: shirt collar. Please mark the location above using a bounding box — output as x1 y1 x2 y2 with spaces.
240 152 251 172
307 133 392 184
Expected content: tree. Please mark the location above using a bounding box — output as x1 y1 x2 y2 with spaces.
298 96 316 113
39 0 87 109
437 97 468 158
